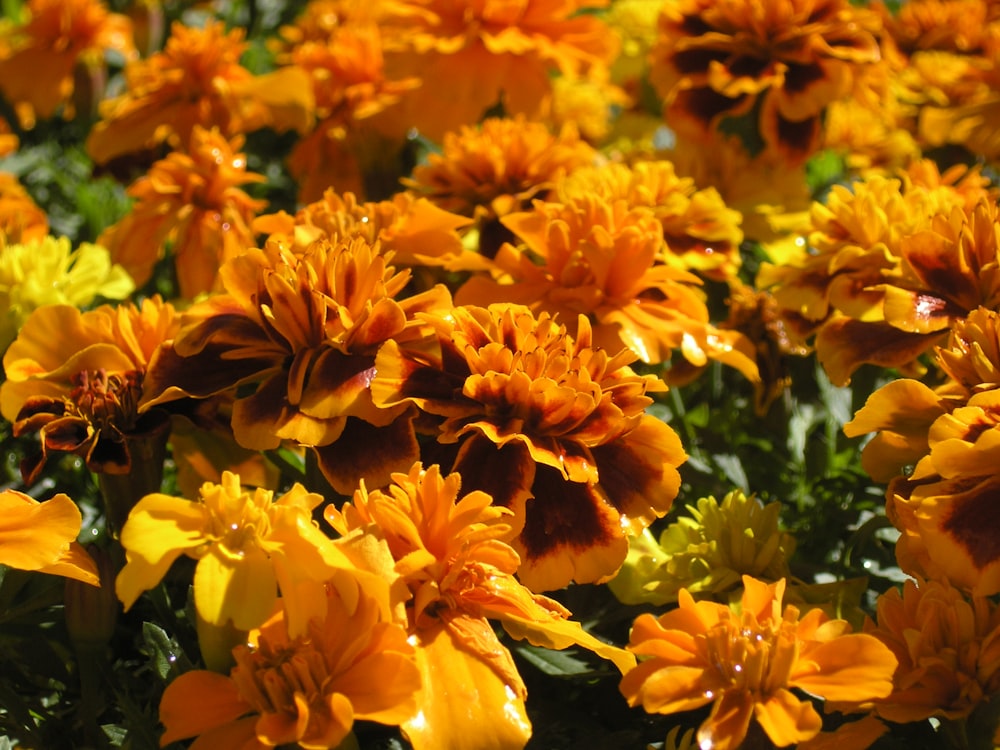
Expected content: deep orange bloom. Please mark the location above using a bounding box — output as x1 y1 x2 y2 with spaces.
621 576 898 750
97 126 266 298
2 297 178 484
86 20 313 165
760 161 999 384
455 192 759 378
650 0 882 164
380 0 619 140
0 489 99 586
371 304 686 590
0 0 136 126
275 7 420 202
254 188 476 272
326 462 634 750
855 577 1000 724
0 172 48 243
141 237 453 494
159 584 420 750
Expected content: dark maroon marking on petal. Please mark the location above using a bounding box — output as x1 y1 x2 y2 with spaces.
452 436 534 520
782 63 826 96
143 340 281 403
86 433 132 475
672 47 728 75
942 475 1000 570
673 88 745 127
314 412 420 495
518 466 618 561
15 396 68 423
773 114 820 162
40 417 93 452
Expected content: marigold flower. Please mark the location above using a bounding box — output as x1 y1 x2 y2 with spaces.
761 161 999 384
0 235 134 352
141 237 453 494
159 583 420 750
379 0 619 140
0 489 99 586
620 576 898 750
371 304 686 590
326 462 634 750
649 0 882 164
274 9 420 202
86 20 313 165
2 296 177 485
117 471 368 642
546 73 630 145
97 126 265 298
558 160 744 283
609 490 795 606
0 0 136 127
404 116 597 255
254 188 476 272
455 193 759 379
0 171 48 243
856 577 1000 724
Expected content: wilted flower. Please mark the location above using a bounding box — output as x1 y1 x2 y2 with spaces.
0 489 99 586
326 462 634 750
0 0 136 127
159 583 420 749
649 0 882 164
86 20 313 165
0 235 134 352
141 237 453 494
97 126 265 298
620 576 898 750
609 490 795 606
372 304 686 591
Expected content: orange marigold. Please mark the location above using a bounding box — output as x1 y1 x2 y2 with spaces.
379 0 619 140
0 0 136 127
620 576 898 750
86 20 313 165
650 0 882 164
141 237 453 495
455 193 759 379
97 126 265 298
371 304 686 591
159 584 420 750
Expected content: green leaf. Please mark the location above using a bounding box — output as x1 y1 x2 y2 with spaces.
514 644 594 678
142 621 192 681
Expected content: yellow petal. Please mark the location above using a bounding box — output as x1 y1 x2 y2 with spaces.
194 543 277 630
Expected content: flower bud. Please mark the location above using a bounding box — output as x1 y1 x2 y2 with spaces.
64 545 118 651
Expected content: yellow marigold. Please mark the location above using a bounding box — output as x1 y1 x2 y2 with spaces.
0 235 134 352
557 160 744 283
0 489 99 586
404 116 597 256
159 583 420 750
379 0 619 140
326 462 634 750
620 576 898 750
254 188 477 272
2 296 177 485
545 73 630 145
116 471 373 647
821 96 922 178
141 237 453 495
0 0 136 127
97 126 265 299
86 20 313 165
760 161 999 384
856 577 1000 724
371 304 687 591
650 0 882 165
601 0 661 89
609 490 795 606
0 171 47 243
454 193 759 380
274 9 420 203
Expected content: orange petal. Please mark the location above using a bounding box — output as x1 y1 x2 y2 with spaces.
753 687 823 747
159 670 252 745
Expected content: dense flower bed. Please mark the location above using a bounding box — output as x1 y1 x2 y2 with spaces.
2 0 1000 748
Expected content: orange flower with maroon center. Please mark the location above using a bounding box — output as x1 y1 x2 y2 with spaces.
2 297 177 483
650 0 882 164
141 237 453 494
372 303 686 591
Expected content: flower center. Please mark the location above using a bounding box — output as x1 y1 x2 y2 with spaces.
702 613 797 697
70 368 143 436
